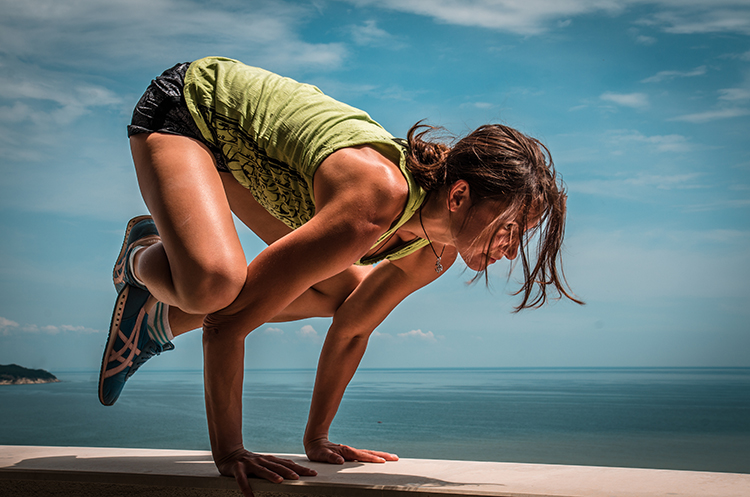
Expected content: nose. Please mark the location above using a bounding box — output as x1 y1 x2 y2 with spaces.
494 235 520 261
504 246 519 260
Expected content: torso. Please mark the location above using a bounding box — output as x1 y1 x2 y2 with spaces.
184 56 430 264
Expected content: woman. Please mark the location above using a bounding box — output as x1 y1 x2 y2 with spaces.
99 57 581 496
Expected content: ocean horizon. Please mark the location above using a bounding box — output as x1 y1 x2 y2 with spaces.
1 367 748 474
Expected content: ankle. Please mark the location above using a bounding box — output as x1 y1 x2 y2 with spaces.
147 302 174 346
128 246 149 288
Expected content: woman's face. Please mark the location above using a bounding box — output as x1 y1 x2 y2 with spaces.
451 201 537 271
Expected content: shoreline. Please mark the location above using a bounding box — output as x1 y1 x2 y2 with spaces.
0 364 60 385
0 378 61 386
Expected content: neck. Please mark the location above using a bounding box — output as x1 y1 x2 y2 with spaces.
401 191 454 246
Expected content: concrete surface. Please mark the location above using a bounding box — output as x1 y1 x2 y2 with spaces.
1 445 748 497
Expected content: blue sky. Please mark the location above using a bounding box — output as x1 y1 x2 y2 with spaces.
1 0 749 372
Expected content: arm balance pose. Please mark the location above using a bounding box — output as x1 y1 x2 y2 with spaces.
99 57 582 496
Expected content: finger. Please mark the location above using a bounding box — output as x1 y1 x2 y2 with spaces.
324 449 346 465
306 447 344 464
248 463 285 484
233 464 255 497
313 447 345 464
339 446 386 463
260 460 300 480
362 449 399 461
269 457 318 476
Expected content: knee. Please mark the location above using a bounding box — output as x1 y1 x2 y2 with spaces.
176 261 246 315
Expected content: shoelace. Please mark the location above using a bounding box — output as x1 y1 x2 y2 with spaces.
126 341 163 378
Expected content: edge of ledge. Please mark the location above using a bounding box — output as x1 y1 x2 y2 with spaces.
1 445 748 497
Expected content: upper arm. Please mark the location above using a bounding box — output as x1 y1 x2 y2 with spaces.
207 147 415 339
312 146 409 247
329 242 458 339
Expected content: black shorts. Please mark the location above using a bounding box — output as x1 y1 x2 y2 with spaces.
127 62 229 172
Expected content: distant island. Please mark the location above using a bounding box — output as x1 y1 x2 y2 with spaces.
0 364 60 385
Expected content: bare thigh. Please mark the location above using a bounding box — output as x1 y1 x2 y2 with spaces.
221 173 373 313
130 133 247 314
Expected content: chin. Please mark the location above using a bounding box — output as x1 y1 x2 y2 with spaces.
462 255 486 272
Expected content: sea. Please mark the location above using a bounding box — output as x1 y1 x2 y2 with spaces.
1 367 748 474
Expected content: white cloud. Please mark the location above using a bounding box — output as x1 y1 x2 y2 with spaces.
640 65 706 83
397 329 438 342
681 198 750 212
346 0 626 35
460 101 495 110
0 318 99 335
667 77 750 123
600 92 650 109
263 327 284 335
297 325 319 340
643 7 750 35
670 108 750 123
345 0 750 36
0 0 347 72
625 173 703 189
606 130 693 153
718 88 750 101
568 171 705 200
348 20 403 48
0 74 122 125
0 317 20 335
720 50 750 61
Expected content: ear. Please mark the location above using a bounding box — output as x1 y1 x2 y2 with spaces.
447 180 471 212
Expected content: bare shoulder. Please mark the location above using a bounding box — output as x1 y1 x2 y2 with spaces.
313 145 409 230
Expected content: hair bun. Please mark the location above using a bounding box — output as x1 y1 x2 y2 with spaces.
404 123 450 191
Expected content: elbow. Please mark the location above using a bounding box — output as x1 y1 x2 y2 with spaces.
329 313 374 343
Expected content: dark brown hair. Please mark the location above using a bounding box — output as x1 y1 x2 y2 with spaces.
405 122 583 311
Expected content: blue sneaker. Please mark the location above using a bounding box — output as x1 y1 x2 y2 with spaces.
100 216 172 406
98 285 174 406
113 215 160 293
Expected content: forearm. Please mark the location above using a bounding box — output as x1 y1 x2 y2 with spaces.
304 330 369 445
203 329 246 464
202 256 314 464
304 264 410 447
201 221 376 462
303 250 452 450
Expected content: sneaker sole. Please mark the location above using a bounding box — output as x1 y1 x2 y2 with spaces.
98 286 149 406
113 215 157 291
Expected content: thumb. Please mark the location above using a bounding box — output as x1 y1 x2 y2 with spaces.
327 450 345 464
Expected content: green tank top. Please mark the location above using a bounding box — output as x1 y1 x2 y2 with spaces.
183 57 429 265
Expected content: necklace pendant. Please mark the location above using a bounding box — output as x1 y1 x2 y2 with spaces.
435 258 443 273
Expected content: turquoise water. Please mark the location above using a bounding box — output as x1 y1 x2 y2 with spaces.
1 368 748 474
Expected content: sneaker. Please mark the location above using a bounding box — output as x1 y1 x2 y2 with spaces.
98 285 174 406
113 215 160 293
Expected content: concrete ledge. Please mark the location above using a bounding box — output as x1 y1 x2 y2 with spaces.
1 445 748 497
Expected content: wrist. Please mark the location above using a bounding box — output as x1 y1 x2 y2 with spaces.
212 444 246 468
303 431 329 448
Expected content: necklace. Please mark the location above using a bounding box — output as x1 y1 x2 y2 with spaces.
367 228 399 260
419 209 446 273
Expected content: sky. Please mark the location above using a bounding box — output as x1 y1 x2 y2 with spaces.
0 0 749 372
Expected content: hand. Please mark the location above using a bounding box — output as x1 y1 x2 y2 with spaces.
215 448 318 497
305 437 399 465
